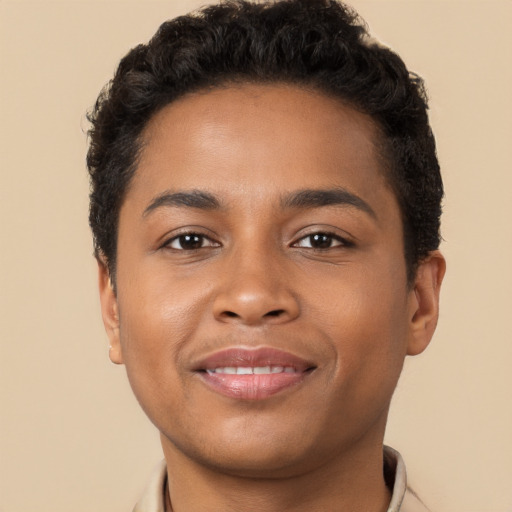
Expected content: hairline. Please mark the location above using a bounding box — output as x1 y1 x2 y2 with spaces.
103 78 414 288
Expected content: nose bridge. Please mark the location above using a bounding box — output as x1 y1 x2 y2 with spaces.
213 237 299 325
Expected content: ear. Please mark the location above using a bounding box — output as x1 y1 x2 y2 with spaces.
97 258 124 364
406 251 446 356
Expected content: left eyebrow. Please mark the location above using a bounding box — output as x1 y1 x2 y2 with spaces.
142 190 221 217
281 188 377 219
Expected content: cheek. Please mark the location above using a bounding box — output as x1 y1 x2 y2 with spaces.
115 265 212 404
119 259 210 341
314 260 410 387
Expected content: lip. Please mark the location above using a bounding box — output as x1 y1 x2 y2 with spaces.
193 347 316 400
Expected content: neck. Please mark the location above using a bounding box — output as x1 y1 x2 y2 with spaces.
161 436 392 512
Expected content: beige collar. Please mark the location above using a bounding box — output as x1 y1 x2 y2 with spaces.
133 446 430 512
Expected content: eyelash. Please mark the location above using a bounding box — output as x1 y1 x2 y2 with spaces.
291 232 353 250
163 231 353 251
164 233 220 251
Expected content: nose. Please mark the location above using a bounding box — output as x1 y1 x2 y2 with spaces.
212 249 300 326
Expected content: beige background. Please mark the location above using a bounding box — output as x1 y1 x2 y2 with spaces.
1 1 511 511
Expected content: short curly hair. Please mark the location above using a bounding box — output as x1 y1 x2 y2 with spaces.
87 0 442 284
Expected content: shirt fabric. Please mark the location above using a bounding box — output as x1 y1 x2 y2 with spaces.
133 446 430 512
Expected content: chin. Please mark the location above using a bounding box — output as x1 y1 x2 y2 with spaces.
195 448 316 479
163 420 343 479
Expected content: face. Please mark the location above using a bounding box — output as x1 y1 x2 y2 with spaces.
99 84 444 478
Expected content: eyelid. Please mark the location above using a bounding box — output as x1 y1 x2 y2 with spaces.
292 232 353 249
160 227 221 251
290 225 356 247
168 235 219 250
294 233 343 247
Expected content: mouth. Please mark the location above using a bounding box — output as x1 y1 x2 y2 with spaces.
206 365 299 375
193 347 316 400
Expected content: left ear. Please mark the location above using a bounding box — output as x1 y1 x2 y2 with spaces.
406 250 446 356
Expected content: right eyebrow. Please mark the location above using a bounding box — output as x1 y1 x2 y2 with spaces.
281 187 377 219
142 190 221 218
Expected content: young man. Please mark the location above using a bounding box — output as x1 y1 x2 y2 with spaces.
87 1 445 510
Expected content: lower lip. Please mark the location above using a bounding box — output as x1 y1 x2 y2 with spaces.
198 371 309 400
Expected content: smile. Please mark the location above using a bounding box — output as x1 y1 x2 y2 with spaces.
194 347 316 400
206 366 298 375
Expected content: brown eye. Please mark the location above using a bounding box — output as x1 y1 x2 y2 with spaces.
294 232 347 250
309 233 335 249
167 233 218 250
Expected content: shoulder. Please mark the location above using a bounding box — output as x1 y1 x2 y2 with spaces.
132 460 167 512
401 487 432 512
385 446 431 512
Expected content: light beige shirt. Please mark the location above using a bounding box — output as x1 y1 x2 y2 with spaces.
133 446 430 512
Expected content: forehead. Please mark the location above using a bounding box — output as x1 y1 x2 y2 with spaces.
128 83 394 219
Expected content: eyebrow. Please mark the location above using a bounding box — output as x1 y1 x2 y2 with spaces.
142 190 221 217
281 188 376 218
142 187 376 219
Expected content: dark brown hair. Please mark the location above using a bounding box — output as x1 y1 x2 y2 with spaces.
87 0 442 283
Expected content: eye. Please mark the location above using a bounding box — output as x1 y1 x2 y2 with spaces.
166 233 219 251
293 232 350 250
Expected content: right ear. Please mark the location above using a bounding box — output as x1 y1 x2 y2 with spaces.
97 258 123 365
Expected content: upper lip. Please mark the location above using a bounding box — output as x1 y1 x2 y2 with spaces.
192 347 316 372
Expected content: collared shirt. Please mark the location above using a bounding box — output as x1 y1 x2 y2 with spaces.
133 446 430 512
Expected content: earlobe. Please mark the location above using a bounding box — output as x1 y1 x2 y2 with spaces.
407 251 446 356
97 258 124 365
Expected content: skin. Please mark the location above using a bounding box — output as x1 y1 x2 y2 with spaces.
98 83 445 512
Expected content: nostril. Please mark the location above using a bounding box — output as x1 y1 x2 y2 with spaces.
216 307 294 324
264 309 285 317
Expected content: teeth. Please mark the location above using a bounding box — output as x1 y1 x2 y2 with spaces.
206 366 296 375
253 366 271 374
